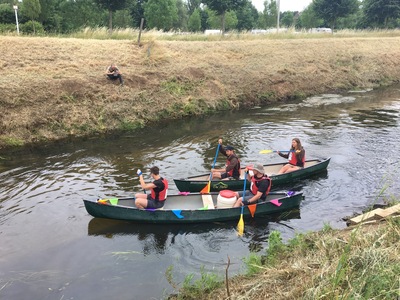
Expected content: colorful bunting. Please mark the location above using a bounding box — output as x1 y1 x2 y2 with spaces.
248 204 257 217
270 199 282 206
172 210 184 219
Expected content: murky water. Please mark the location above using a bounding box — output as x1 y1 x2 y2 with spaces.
1 86 399 299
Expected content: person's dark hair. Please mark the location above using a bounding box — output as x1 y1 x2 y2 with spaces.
150 166 159 175
292 138 302 150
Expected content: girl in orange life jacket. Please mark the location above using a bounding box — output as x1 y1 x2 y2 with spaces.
277 138 305 174
135 166 169 209
211 139 241 180
233 163 271 208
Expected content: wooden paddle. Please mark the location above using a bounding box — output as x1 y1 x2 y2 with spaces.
200 143 220 194
237 170 247 236
259 150 294 154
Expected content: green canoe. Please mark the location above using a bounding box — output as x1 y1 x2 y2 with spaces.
83 191 303 224
173 157 330 193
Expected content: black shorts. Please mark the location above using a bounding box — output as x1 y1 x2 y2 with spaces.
146 194 165 209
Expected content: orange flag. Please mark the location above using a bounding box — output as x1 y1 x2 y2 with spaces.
200 182 210 194
248 204 257 217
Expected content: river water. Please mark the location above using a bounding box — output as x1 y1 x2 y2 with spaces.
1 85 399 299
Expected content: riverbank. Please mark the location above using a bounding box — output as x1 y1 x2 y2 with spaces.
169 218 400 299
1 35 400 150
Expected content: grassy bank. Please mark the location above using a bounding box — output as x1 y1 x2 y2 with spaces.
1 33 400 150
168 218 400 299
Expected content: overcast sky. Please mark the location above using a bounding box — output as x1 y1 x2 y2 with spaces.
251 0 313 12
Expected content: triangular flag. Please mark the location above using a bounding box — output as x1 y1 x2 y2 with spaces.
98 199 108 205
270 199 282 206
172 210 184 219
200 182 210 194
178 191 190 196
198 205 208 210
248 204 257 217
109 198 119 205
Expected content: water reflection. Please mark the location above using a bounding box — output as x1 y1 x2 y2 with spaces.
88 209 300 254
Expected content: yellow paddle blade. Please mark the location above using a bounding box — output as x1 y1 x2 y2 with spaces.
259 149 274 154
200 182 210 194
237 214 244 236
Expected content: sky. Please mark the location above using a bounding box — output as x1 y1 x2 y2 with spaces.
251 0 313 12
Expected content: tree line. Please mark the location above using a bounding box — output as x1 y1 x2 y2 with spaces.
0 0 399 35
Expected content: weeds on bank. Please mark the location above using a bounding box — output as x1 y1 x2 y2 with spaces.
166 265 223 299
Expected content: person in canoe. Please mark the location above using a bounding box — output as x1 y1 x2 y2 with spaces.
277 138 305 174
233 163 271 207
135 166 168 209
211 139 241 180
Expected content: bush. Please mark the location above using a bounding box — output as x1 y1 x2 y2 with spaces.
0 22 16 33
20 20 45 35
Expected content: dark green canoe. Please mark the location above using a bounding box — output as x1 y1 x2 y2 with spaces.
173 157 330 193
83 191 303 224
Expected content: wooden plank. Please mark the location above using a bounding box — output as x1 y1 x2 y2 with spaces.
349 208 384 225
375 203 400 219
202 194 215 209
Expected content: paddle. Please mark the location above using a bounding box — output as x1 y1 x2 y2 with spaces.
200 143 220 194
237 170 247 236
259 150 294 154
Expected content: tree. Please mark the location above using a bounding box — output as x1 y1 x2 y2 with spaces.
21 0 41 33
312 0 359 32
174 0 189 30
94 0 128 31
298 3 323 29
280 11 295 27
207 8 238 30
188 8 201 31
263 0 278 28
362 0 400 28
144 0 178 31
0 3 14 24
187 0 201 15
202 0 247 33
236 0 258 30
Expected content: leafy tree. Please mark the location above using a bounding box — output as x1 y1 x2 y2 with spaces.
188 7 201 31
58 0 105 33
187 0 201 15
280 11 296 27
236 0 258 30
199 7 209 30
94 0 128 31
312 0 359 32
362 0 400 28
207 8 238 30
21 0 41 34
174 0 189 30
202 0 246 33
297 3 323 28
144 0 178 31
0 3 14 24
262 0 278 28
128 0 147 28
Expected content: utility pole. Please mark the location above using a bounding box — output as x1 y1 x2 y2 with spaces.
276 0 280 33
13 5 19 35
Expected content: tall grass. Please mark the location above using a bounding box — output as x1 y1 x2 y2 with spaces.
61 27 400 41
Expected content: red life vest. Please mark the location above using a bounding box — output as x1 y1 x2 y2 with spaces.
225 155 241 178
151 178 168 201
250 175 271 196
288 151 305 167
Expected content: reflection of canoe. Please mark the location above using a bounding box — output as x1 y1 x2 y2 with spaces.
87 210 301 236
174 157 330 193
83 191 303 224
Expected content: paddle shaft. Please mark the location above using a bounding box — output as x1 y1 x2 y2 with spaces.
209 143 220 180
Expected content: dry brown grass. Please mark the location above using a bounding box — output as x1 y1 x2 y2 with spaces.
178 219 400 300
1 35 400 149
